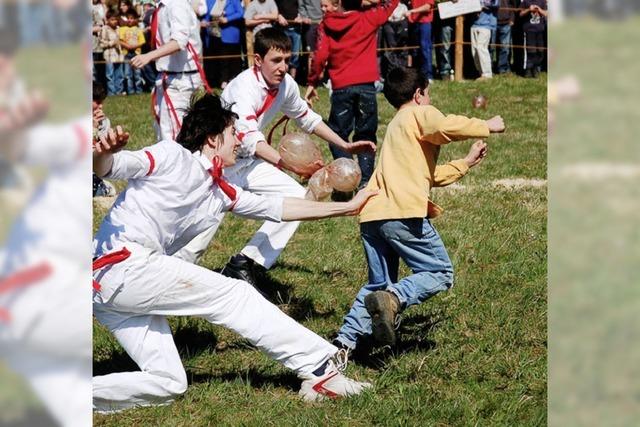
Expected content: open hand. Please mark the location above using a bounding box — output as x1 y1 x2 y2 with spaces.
0 91 49 138
345 188 379 215
343 140 376 154
94 125 129 154
280 157 324 179
305 86 319 107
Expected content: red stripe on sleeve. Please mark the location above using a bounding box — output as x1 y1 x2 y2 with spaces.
144 150 155 176
73 123 89 159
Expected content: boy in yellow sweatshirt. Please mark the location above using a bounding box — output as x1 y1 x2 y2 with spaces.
334 67 505 350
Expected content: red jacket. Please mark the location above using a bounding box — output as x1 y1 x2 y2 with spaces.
409 0 434 24
308 0 399 90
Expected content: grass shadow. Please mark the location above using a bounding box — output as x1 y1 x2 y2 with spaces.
94 325 220 376
254 271 337 322
187 368 300 392
350 311 446 369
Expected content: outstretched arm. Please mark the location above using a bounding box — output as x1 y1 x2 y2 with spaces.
312 121 377 155
281 188 377 220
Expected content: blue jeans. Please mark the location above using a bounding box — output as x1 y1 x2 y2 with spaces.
283 26 301 70
327 84 378 188
124 53 145 94
437 23 454 76
336 218 454 348
496 24 512 73
105 62 124 95
418 22 433 80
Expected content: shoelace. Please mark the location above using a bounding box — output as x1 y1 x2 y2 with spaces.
332 348 349 373
394 313 403 330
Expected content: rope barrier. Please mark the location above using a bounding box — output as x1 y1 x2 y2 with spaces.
93 41 547 64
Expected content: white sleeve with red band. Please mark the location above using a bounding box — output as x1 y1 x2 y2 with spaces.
106 141 166 180
222 83 265 158
22 117 91 168
282 75 323 133
218 184 283 222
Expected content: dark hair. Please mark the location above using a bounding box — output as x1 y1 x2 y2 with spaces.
119 0 133 10
126 9 139 19
93 81 107 103
176 94 238 152
106 10 120 20
383 67 428 109
254 27 292 58
341 0 360 11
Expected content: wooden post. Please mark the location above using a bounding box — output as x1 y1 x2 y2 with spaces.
454 15 464 81
244 0 254 66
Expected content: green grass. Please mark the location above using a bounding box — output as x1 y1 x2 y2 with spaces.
94 73 547 426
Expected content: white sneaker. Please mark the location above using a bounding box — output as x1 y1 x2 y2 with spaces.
298 349 372 402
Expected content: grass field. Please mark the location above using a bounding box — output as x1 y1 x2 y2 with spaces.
93 73 547 426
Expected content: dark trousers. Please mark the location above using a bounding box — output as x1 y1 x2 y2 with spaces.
379 20 409 77
218 42 243 84
524 30 545 71
328 83 378 188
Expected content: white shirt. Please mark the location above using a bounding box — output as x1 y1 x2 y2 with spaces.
221 67 323 159
154 0 203 72
93 140 283 257
1 117 92 279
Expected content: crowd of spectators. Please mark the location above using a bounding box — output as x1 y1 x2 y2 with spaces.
91 0 549 96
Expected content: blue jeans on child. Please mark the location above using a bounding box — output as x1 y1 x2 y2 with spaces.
336 218 454 349
282 26 301 70
496 24 512 73
105 62 124 96
418 22 433 80
327 83 378 188
124 52 145 94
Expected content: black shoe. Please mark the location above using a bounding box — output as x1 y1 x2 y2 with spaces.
332 338 353 355
524 68 534 78
221 253 260 288
364 291 401 347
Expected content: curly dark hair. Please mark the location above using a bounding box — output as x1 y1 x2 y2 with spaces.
176 93 238 152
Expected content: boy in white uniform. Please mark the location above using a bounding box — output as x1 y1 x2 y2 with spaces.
130 0 204 141
176 28 376 289
92 94 374 412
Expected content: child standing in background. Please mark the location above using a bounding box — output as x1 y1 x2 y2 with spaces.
118 10 146 94
100 11 124 96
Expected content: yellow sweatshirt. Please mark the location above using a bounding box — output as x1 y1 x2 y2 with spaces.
359 104 490 223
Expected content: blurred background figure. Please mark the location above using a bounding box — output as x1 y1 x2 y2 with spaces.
550 1 640 427
0 2 92 425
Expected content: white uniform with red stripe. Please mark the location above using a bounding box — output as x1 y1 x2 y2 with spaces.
151 0 204 141
1 118 93 427
174 67 323 267
92 140 336 412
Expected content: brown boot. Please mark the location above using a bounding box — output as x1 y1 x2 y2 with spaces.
364 291 401 346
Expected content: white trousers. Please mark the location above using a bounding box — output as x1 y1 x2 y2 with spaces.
93 243 335 413
0 257 92 426
154 73 203 142
471 27 493 78
175 158 306 268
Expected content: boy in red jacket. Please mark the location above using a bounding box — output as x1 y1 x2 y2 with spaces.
305 0 399 191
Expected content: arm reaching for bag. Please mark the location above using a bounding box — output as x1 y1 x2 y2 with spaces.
281 188 378 220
